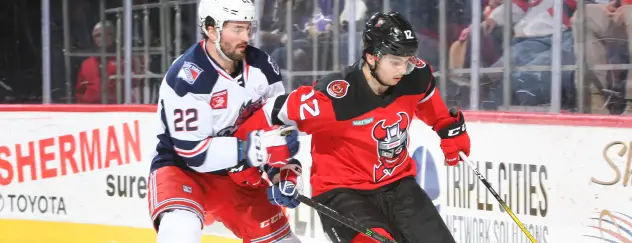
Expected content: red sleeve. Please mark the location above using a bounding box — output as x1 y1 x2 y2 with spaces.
234 86 336 139
233 106 275 140
75 58 102 104
284 86 336 134
75 64 87 102
413 69 454 131
415 87 451 130
245 85 336 135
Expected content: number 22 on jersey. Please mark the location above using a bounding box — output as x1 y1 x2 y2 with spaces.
299 89 320 120
173 108 198 132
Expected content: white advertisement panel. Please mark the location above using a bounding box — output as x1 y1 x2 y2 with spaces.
0 107 238 242
406 117 632 243
0 105 631 243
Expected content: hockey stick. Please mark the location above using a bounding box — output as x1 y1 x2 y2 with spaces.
296 194 398 243
458 152 537 243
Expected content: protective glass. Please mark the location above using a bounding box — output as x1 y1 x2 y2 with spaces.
380 55 416 75
223 20 258 41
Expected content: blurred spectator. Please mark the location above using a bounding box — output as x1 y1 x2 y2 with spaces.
270 13 337 88
450 0 504 76
271 0 315 33
257 0 315 54
338 0 367 31
75 21 142 104
444 0 506 107
269 0 369 88
572 0 632 115
477 0 577 109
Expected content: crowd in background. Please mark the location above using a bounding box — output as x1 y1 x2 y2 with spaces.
1 0 631 115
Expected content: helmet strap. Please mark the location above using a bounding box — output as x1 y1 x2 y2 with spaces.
366 52 391 87
202 18 232 61
214 29 232 61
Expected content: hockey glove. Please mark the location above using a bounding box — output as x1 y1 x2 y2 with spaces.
227 166 264 188
237 125 300 168
266 158 302 209
434 107 471 166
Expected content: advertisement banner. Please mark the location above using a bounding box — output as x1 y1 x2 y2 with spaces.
406 117 632 243
0 106 238 242
1 105 631 243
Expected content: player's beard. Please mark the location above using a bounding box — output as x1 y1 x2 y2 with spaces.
220 40 247 61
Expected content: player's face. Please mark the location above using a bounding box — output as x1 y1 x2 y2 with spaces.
375 55 415 86
220 21 255 61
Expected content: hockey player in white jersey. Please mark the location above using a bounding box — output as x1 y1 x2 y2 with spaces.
147 0 303 242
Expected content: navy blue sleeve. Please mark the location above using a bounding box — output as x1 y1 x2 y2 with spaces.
246 46 283 84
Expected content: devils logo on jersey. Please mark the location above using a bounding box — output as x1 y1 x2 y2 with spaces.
371 112 411 183
409 56 426 68
326 80 350 98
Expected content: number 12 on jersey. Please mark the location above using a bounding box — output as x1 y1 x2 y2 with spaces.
299 89 320 120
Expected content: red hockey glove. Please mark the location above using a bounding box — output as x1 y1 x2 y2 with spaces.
227 166 264 188
434 107 470 166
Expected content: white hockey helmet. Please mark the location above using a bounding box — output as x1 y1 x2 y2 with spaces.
198 0 256 60
198 0 257 38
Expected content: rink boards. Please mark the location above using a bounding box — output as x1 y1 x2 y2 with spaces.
0 105 631 243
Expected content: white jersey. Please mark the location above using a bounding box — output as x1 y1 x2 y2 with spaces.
150 40 285 173
487 0 574 37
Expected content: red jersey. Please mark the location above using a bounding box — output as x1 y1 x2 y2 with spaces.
75 56 138 104
253 58 452 197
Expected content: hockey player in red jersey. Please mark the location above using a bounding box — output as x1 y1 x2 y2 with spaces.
147 0 303 242
250 12 471 243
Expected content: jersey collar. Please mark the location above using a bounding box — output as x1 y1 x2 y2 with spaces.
200 40 250 84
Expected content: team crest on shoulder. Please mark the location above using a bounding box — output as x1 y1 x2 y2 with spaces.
327 80 350 98
409 56 426 69
177 61 204 84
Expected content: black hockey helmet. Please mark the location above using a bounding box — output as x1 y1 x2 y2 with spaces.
362 12 418 58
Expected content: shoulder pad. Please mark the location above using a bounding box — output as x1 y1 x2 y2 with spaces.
395 56 435 95
245 46 282 84
410 56 430 70
407 56 434 77
164 43 218 97
314 72 351 99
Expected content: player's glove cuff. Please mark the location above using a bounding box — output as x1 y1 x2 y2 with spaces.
237 126 300 168
237 139 248 164
266 158 302 185
435 107 467 138
434 107 471 166
266 159 302 209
